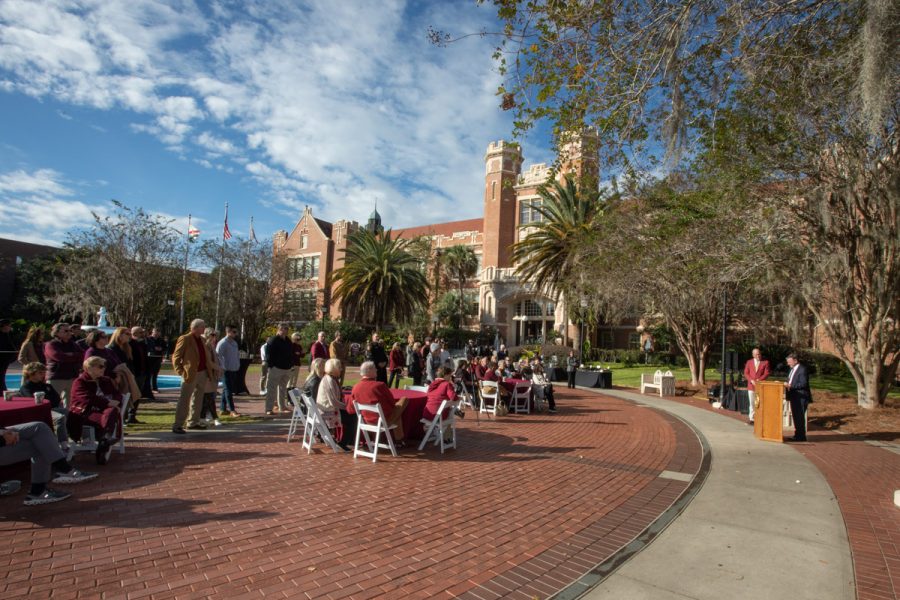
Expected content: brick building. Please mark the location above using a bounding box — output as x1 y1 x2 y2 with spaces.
271 134 638 348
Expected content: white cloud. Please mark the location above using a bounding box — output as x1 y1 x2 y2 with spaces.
0 0 522 230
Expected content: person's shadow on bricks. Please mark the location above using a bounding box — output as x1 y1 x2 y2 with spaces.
4 497 276 527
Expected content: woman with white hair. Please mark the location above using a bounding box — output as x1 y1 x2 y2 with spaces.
316 358 353 452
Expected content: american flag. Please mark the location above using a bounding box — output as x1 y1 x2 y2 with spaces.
223 206 232 241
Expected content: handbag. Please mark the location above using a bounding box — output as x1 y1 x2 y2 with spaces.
495 401 509 417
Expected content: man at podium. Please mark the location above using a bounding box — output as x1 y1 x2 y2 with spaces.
783 353 811 442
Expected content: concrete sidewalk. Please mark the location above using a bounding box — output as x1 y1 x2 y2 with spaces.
579 388 854 600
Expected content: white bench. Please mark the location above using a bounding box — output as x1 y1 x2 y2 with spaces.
640 370 676 397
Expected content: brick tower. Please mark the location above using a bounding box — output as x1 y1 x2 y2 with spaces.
482 140 523 269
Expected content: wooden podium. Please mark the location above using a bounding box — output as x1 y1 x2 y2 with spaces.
753 381 784 443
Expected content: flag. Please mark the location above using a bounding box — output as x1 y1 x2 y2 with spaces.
188 224 200 242
248 217 257 244
223 204 232 241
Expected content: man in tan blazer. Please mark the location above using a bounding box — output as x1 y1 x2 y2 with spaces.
171 319 215 433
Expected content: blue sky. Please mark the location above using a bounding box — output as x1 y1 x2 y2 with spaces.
0 0 554 246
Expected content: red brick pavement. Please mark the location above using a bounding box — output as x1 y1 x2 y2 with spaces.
0 387 702 600
632 387 900 600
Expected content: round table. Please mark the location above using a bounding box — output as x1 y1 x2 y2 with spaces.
343 388 429 439
0 398 53 428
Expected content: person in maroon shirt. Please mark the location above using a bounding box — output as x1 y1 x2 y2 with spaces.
69 356 122 464
44 323 85 407
387 342 405 389
348 361 409 444
473 356 490 380
309 331 330 365
424 366 457 422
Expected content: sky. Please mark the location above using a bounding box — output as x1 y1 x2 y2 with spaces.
0 0 554 247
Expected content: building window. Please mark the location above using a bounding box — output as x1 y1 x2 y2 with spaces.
491 181 496 200
288 255 320 280
301 235 308 249
464 290 479 316
283 289 317 321
628 332 641 349
600 330 614 348
519 199 544 226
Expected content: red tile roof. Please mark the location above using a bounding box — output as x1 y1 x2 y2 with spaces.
392 218 483 240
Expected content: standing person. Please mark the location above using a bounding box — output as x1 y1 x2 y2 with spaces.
107 327 142 403
408 342 424 386
367 333 388 383
199 329 222 427
426 342 441 384
743 348 771 426
0 319 17 393
310 331 330 364
497 344 508 362
69 321 87 351
288 333 305 389
264 323 294 416
329 331 349 386
216 326 242 417
44 323 83 407
783 353 811 442
258 341 269 395
171 319 215 434
129 327 151 402
387 342 404 389
566 349 578 389
145 328 166 393
17 326 46 367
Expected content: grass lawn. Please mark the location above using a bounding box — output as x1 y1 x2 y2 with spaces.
591 363 900 399
125 403 264 433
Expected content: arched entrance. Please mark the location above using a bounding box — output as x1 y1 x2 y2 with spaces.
508 297 556 346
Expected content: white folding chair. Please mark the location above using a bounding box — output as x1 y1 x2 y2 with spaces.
479 381 500 417
116 393 129 455
353 401 398 462
403 385 429 393
457 382 477 410
299 392 341 454
286 388 306 443
510 382 532 414
418 399 458 453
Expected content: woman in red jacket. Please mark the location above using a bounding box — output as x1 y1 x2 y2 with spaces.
69 356 122 464
387 342 405 389
424 366 457 422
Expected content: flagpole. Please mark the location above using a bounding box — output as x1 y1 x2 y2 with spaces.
239 216 254 343
179 214 191 333
214 202 228 332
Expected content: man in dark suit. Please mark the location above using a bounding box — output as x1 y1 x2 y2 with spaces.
783 353 811 442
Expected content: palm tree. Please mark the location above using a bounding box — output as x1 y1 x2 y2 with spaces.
441 245 479 328
331 228 430 329
510 175 604 346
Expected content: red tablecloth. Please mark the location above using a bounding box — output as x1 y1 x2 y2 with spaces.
0 398 53 428
343 388 428 439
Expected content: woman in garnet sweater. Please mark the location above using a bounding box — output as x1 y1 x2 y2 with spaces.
424 366 457 421
68 356 122 462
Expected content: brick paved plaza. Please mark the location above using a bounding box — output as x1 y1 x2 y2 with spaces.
0 388 702 599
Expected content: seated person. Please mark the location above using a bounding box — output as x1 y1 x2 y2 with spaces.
495 359 512 380
473 357 490 381
316 359 354 452
453 360 475 397
424 366 457 422
531 364 557 413
0 421 97 505
18 362 69 454
348 361 409 446
304 358 326 402
69 356 123 465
